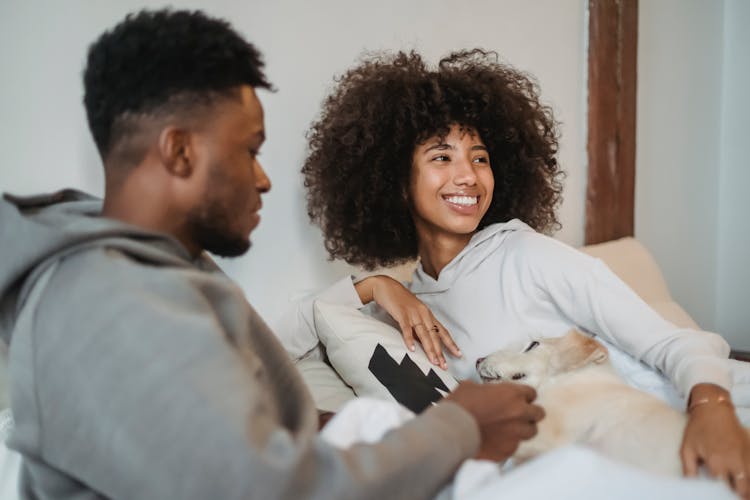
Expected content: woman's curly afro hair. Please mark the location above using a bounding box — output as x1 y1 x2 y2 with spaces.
303 49 563 270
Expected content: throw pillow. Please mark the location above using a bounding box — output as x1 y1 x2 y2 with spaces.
313 300 458 413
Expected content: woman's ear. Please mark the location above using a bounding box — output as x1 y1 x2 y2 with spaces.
158 126 193 178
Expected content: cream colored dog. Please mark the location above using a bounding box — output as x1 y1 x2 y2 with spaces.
475 329 688 476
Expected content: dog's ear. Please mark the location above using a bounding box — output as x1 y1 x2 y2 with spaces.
550 329 609 373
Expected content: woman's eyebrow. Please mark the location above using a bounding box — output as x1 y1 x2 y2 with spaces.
471 145 488 151
424 143 452 153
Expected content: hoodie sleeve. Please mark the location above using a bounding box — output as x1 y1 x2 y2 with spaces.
510 232 731 398
11 249 478 500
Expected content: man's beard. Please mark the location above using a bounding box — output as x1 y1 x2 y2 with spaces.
185 200 250 258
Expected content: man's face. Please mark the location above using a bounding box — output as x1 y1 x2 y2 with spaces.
185 86 271 257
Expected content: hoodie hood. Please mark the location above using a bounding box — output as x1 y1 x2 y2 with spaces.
0 189 198 343
409 219 533 294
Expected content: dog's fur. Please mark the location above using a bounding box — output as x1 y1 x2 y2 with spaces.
476 329 689 476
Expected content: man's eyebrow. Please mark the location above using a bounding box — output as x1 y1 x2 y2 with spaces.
471 144 488 151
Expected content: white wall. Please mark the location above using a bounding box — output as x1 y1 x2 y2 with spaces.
0 0 588 330
636 1 724 333
637 0 750 349
716 0 750 350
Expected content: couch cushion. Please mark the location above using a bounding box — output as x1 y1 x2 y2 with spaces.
295 346 357 412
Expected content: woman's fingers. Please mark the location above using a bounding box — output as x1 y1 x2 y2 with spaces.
731 468 749 499
414 313 448 368
411 323 440 365
425 326 447 369
410 319 460 368
686 447 750 499
680 444 700 477
433 319 462 357
397 319 417 352
707 455 750 499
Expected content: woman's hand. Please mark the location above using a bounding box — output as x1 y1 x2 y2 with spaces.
681 383 750 498
354 275 461 368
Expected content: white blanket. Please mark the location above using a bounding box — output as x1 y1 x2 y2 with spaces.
321 397 737 499
322 345 750 500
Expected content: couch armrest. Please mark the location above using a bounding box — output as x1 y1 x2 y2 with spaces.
580 237 673 305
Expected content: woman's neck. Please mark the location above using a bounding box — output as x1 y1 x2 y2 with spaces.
417 230 474 280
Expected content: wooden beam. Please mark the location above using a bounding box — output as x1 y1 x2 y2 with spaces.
585 0 638 245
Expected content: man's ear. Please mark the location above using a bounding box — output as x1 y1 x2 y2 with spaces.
157 126 193 178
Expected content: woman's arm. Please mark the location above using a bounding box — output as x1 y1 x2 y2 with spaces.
513 231 731 397
514 231 748 497
275 275 460 368
355 275 461 368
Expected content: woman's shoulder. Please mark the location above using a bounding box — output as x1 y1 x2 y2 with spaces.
498 223 598 267
477 219 553 252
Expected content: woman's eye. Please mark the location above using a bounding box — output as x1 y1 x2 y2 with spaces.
432 155 450 162
472 156 490 164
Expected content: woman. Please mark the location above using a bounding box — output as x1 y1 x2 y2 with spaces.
298 49 750 495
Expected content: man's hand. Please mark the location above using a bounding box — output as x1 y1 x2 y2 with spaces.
447 380 545 462
681 384 750 499
355 275 461 369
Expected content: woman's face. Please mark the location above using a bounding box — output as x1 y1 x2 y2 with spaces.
409 124 494 242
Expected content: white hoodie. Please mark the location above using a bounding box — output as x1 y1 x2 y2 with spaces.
281 220 731 398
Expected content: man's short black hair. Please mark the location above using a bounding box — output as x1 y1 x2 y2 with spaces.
83 9 271 159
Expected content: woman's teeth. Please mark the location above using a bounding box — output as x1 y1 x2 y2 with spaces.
445 196 478 206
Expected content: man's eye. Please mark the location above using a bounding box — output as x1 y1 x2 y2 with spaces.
473 156 490 164
432 155 450 162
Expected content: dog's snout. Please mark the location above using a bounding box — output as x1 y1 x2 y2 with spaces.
475 357 486 368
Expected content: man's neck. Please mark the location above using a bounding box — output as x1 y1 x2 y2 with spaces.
101 173 200 257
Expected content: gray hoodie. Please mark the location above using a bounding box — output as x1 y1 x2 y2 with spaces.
0 189 479 500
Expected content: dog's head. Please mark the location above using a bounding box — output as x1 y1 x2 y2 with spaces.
475 329 609 389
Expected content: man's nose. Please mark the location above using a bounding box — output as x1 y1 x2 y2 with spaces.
254 161 271 193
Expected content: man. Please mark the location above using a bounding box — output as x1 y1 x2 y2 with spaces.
0 10 542 499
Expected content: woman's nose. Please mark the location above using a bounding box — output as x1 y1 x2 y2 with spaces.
454 158 477 185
